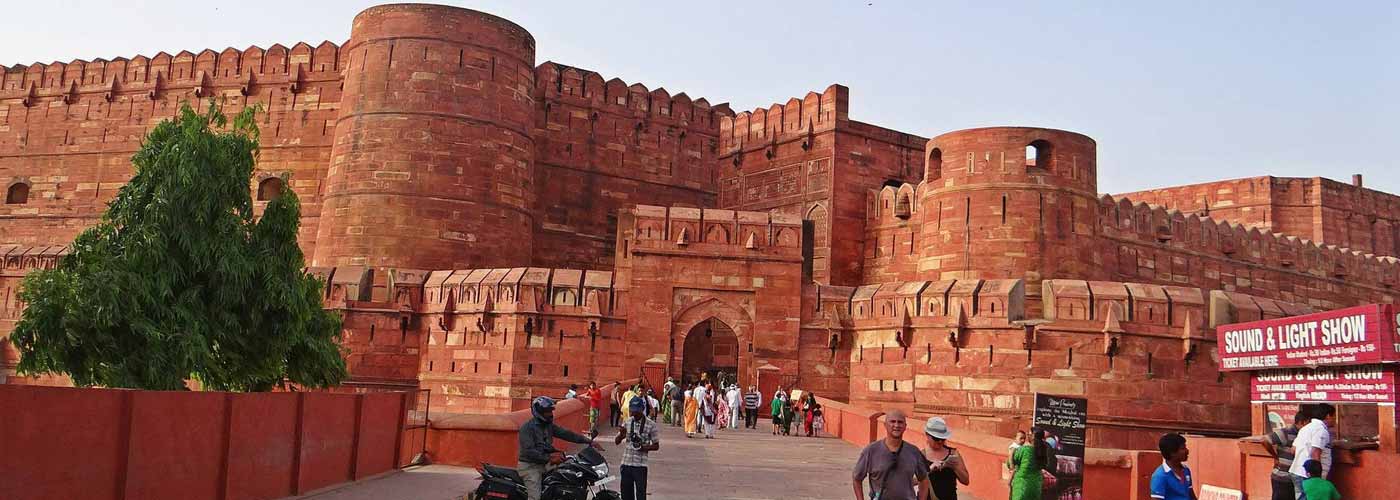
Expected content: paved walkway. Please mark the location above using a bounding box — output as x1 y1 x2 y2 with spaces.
292 420 980 500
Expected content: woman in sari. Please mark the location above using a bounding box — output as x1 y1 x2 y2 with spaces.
1010 429 1051 500
683 382 699 437
715 387 731 430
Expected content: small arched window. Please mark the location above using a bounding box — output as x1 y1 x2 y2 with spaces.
6 182 29 204
257 177 284 201
927 148 943 180
1026 140 1053 172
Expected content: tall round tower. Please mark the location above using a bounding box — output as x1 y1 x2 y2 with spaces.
916 127 1100 285
313 4 536 270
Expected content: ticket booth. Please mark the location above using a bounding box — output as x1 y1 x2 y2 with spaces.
1217 304 1400 453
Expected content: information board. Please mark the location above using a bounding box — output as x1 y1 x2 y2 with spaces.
1250 364 1396 403
1032 393 1087 500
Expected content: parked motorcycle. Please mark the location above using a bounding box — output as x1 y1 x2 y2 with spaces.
469 447 620 500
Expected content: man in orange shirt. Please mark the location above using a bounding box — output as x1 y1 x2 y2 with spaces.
585 381 603 437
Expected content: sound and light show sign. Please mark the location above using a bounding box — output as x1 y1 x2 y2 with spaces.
1250 365 1397 403
1217 304 1400 371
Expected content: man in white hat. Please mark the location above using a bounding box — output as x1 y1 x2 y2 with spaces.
921 417 970 500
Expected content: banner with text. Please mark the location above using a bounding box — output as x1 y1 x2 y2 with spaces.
1032 393 1087 500
1250 364 1396 403
1217 304 1399 371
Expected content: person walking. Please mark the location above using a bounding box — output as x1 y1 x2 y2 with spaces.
670 381 685 427
1290 403 1336 499
1150 433 1194 500
701 381 718 438
683 382 699 437
1264 407 1309 500
518 397 602 500
609 381 623 428
1010 429 1052 500
621 384 638 422
614 396 660 500
584 381 603 437
743 385 761 429
781 389 796 436
726 384 742 429
657 383 670 425
852 410 931 500
770 386 785 435
715 386 731 430
565 384 578 399
803 392 822 437
921 418 970 500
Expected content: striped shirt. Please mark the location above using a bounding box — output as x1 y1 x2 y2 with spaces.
621 417 659 467
743 392 761 409
1268 425 1299 480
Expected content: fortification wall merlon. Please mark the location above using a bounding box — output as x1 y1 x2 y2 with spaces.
0 244 67 272
627 204 804 254
1098 193 1400 290
719 84 847 152
535 62 731 130
0 42 348 102
418 267 616 317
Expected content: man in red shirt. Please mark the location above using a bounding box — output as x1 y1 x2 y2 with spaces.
585 381 603 437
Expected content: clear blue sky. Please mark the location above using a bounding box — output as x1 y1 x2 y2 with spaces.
2 1 1395 194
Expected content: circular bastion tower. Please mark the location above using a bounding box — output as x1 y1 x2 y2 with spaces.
916 127 1102 287
312 4 537 271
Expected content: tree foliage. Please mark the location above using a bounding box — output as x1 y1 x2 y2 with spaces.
10 101 347 391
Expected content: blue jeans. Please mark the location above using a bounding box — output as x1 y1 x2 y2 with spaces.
1291 474 1305 500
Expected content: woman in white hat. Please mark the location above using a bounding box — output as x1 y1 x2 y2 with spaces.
922 417 970 500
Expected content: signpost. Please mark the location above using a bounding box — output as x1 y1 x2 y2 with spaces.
1032 393 1087 500
1199 485 1244 500
1217 304 1399 371
1251 365 1397 403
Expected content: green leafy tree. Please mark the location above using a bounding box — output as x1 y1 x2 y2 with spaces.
10 101 347 391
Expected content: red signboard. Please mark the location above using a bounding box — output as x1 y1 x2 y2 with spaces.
1217 304 1399 371
1250 365 1397 403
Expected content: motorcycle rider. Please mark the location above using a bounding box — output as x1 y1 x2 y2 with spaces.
519 396 603 500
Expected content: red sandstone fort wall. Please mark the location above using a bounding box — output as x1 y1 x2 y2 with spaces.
0 43 347 254
1117 176 1400 259
717 85 925 286
531 63 730 270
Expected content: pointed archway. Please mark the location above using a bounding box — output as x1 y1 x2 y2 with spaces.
671 297 754 388
680 318 739 385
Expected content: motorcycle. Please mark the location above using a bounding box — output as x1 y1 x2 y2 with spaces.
469 446 621 500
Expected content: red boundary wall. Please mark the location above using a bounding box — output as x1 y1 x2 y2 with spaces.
0 385 408 500
426 380 635 468
817 396 1400 500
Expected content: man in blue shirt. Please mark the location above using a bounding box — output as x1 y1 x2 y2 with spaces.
1151 433 1195 500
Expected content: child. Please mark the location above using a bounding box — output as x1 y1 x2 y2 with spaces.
1301 459 1341 500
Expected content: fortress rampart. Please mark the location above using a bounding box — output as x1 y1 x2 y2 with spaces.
4 3 1399 450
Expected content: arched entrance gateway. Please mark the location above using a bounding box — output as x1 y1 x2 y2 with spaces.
680 318 739 385
669 297 755 389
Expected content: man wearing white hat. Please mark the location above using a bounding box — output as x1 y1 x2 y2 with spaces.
921 417 970 500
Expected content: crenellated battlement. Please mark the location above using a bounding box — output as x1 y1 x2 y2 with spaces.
869 182 921 224
719 84 848 152
0 41 347 105
1099 193 1400 290
626 204 804 255
0 244 67 272
534 62 732 130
